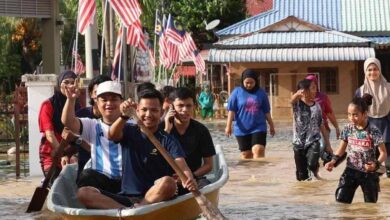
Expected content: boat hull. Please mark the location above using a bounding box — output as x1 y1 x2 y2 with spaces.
47 145 228 220
59 190 219 220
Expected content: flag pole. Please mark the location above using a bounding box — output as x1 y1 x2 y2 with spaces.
71 41 75 70
157 64 162 84
100 0 108 75
168 64 177 85
153 9 158 83
131 47 137 85
118 25 124 83
74 1 81 72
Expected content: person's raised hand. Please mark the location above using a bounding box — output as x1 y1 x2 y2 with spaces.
64 82 79 100
120 98 137 117
164 106 176 131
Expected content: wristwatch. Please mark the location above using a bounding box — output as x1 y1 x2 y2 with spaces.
74 137 83 145
120 114 130 120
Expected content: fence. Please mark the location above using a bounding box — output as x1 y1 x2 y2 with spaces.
0 85 28 178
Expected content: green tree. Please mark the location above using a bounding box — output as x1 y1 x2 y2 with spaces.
60 0 84 68
167 0 246 45
11 18 42 74
0 18 21 75
139 0 246 45
0 17 23 94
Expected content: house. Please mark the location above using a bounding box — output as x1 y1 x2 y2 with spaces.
208 0 390 120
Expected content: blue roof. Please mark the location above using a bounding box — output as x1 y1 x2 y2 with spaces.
215 31 371 48
217 0 390 36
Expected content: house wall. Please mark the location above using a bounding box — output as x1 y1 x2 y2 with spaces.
227 61 359 121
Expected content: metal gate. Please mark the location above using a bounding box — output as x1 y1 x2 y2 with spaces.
0 85 28 178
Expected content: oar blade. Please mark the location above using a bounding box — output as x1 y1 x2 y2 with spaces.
26 187 49 213
194 193 227 220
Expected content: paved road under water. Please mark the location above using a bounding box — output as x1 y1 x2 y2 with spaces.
1 121 390 219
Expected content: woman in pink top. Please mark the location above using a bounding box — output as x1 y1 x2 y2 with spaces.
306 75 340 150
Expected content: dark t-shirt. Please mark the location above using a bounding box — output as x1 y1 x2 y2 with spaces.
292 100 323 147
161 119 216 172
76 106 97 119
341 123 384 172
119 124 185 196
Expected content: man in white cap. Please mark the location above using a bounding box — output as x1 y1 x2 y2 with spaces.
62 81 126 208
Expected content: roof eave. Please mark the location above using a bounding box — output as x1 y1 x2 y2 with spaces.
213 42 372 49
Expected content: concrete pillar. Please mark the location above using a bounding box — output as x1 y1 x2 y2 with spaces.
21 74 57 176
41 0 60 75
85 16 99 79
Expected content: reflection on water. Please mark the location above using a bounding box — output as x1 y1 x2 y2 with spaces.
1 121 390 219
209 121 390 219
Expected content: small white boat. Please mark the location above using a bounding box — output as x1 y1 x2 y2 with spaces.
47 145 228 220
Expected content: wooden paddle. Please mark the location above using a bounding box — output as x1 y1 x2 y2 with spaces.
132 114 226 220
26 139 67 213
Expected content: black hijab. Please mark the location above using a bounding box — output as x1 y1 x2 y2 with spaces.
49 70 80 134
241 69 259 94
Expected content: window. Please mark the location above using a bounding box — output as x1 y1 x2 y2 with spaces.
307 67 339 94
253 68 278 95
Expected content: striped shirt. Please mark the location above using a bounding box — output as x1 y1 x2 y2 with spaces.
79 118 122 179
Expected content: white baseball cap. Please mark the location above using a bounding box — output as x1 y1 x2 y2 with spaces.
96 81 122 98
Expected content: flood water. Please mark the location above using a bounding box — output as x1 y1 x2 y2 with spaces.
1 120 390 219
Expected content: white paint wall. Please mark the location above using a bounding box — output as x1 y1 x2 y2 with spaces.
22 74 57 176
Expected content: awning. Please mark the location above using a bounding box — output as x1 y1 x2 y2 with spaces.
366 37 390 45
208 47 375 62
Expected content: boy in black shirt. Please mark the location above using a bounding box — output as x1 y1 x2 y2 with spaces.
162 87 216 189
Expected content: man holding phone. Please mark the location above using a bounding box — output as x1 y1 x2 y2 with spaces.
162 87 216 192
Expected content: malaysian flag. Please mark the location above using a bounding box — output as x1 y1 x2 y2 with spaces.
78 0 96 35
179 32 197 60
159 33 169 68
111 27 123 80
109 0 142 27
73 52 85 75
192 50 206 75
126 20 146 51
166 41 180 69
147 41 157 67
165 14 185 45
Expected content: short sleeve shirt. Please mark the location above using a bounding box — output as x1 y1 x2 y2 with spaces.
38 100 62 170
165 119 216 172
79 118 122 179
292 100 323 147
341 123 384 172
120 124 185 196
314 92 333 129
227 87 270 136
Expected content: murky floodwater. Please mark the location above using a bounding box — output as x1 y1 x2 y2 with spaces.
1 120 390 219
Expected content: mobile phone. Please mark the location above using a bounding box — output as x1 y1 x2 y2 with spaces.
168 104 175 123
